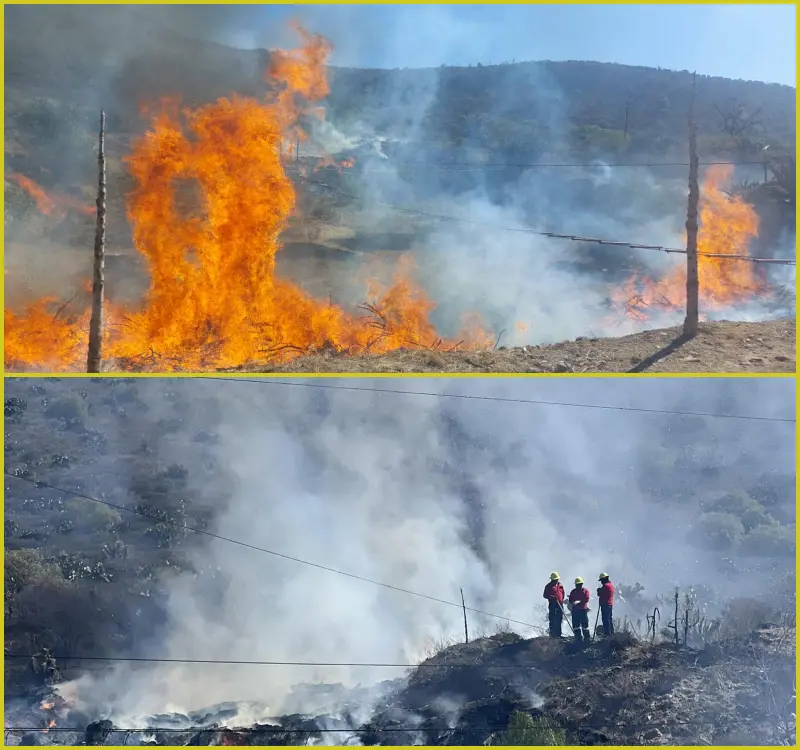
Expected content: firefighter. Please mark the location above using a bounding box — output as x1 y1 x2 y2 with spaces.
31 647 60 686
597 573 615 636
568 577 591 642
542 572 565 638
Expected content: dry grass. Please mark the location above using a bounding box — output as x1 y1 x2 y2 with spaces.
226 318 796 374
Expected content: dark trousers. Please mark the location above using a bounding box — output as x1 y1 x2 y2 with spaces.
601 604 614 636
571 609 590 641
548 603 563 638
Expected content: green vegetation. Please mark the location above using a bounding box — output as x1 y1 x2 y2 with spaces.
495 711 566 746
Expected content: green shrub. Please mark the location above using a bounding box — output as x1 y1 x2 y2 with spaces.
690 512 745 551
709 491 772 532
64 497 122 531
44 396 88 424
4 549 64 617
495 712 565 746
740 523 795 558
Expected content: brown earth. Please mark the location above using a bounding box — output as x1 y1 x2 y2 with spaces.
225 318 796 374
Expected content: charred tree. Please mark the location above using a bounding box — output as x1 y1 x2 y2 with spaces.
683 74 700 338
87 110 107 373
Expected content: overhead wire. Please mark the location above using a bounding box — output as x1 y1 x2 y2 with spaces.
3 471 542 631
6 654 562 668
299 177 795 266
360 158 767 170
3 717 729 733
194 377 796 424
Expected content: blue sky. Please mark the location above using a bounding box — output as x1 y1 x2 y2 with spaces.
206 4 796 86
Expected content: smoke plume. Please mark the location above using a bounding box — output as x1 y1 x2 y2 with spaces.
53 377 794 726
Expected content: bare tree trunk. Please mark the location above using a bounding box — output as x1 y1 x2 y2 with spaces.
460 588 469 644
683 73 700 338
673 590 680 647
87 110 107 373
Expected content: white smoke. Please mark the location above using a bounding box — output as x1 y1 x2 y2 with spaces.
53 377 794 726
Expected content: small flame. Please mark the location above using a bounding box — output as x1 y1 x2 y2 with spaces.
41 719 57 733
10 173 94 218
312 154 356 173
611 165 763 320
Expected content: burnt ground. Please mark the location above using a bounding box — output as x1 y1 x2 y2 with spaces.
226 319 796 374
9 627 795 746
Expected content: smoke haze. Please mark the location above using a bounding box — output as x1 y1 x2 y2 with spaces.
40 377 794 726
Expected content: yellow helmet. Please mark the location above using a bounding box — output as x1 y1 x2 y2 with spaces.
575 577 584 585
550 572 560 581
599 572 609 581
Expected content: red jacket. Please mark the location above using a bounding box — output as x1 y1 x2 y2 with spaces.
543 581 565 605
568 586 590 610
598 581 615 607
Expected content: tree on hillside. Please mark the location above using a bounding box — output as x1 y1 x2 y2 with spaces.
495 712 566 746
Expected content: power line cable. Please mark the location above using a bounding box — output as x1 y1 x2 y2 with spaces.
7 654 554 668
299 178 795 266
3 718 727 733
195 377 796 424
3 472 540 631
361 159 767 170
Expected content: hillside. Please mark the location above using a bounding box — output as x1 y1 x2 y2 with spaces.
6 630 797 746
4 15 796 156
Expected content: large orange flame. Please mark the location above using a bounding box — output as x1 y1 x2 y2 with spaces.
612 165 763 321
4 26 491 372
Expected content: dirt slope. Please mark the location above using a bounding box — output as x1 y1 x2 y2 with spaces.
227 318 796 374
14 628 793 746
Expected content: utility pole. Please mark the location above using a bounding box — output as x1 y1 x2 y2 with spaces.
460 588 469 644
683 73 700 338
87 110 107 373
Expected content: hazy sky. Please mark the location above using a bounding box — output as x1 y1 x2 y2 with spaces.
205 4 797 85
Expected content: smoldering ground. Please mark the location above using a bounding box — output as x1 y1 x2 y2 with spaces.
5 5 795 355
35 376 794 729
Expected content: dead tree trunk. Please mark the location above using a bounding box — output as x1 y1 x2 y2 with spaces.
673 589 680 646
87 110 107 373
683 73 700 338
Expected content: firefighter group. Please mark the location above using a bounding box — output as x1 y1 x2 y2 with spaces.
543 572 615 642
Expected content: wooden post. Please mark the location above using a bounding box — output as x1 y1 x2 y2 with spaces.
673 590 680 647
460 588 469 644
683 73 700 338
87 110 107 373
